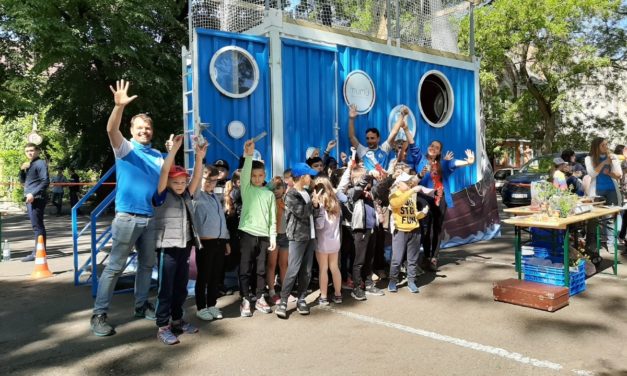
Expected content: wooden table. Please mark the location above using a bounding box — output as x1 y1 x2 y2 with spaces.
503 201 605 217
503 206 621 286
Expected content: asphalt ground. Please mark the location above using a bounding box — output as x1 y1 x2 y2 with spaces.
1 201 627 376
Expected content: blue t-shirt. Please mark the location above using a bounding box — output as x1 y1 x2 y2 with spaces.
114 139 164 216
357 142 392 172
596 155 614 191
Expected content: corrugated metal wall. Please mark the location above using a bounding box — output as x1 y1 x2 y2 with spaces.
193 30 477 192
281 39 338 169
195 29 271 176
337 46 477 193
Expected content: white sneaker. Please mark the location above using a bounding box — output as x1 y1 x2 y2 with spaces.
255 296 272 314
208 306 223 320
196 307 214 321
240 298 252 317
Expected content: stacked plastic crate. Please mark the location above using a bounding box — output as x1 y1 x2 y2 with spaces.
521 228 586 296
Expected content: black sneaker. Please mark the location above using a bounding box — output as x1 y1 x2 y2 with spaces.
297 300 310 315
351 287 367 301
275 302 288 319
91 314 114 337
21 254 35 262
365 285 385 296
134 301 156 320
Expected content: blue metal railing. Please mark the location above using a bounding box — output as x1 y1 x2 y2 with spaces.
72 166 117 297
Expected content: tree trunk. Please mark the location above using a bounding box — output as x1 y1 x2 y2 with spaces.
518 44 556 154
540 114 555 154
376 1 388 40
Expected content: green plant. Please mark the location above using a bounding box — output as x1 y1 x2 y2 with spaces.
550 192 578 218
531 180 557 206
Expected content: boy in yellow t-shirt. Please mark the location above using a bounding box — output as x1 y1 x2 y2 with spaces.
388 172 429 293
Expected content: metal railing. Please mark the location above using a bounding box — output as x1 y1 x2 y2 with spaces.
72 165 144 297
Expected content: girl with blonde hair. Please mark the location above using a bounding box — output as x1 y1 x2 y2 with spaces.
313 175 343 304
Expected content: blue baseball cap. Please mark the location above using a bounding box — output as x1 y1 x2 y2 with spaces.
291 163 319 178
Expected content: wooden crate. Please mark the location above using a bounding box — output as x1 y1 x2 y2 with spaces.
493 278 569 312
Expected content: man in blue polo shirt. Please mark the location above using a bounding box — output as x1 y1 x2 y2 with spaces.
91 79 164 337
348 104 404 172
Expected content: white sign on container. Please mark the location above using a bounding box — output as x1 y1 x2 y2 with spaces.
343 70 376 115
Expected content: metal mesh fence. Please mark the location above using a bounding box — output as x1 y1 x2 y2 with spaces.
190 0 470 54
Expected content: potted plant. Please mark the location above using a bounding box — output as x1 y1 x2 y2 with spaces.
531 181 557 212
549 192 578 218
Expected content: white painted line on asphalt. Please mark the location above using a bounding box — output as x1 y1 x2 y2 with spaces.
326 307 595 375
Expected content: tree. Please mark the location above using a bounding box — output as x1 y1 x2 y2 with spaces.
460 0 624 154
0 0 189 168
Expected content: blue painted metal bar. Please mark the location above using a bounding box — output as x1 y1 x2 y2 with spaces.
89 189 116 297
72 165 116 286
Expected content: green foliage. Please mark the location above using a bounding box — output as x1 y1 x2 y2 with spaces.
0 149 24 201
0 0 188 168
0 111 101 202
460 0 625 154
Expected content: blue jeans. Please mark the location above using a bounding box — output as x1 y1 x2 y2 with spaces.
93 213 156 315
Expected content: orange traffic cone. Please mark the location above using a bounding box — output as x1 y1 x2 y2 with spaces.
31 235 53 279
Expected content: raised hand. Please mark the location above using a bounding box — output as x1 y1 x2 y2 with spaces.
464 149 475 164
349 104 358 119
194 137 208 159
170 135 184 152
244 139 255 157
165 134 174 152
326 139 337 152
109 79 138 107
311 189 321 207
444 151 454 161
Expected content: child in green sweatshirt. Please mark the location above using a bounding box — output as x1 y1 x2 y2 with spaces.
238 139 277 317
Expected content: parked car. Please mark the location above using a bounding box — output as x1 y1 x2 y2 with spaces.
501 152 587 207
494 168 518 193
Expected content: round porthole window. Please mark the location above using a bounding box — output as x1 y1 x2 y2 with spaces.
417 70 454 128
209 46 259 99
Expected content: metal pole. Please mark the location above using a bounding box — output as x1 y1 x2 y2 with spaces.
469 1 475 57
395 0 401 46
187 0 193 48
386 0 392 45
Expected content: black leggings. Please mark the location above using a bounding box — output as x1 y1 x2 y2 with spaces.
195 239 227 309
420 193 448 260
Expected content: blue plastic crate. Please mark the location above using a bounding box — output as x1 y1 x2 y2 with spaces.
523 259 586 296
521 245 550 259
530 228 565 252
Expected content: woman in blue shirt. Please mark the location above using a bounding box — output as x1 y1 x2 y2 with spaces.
584 137 622 255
